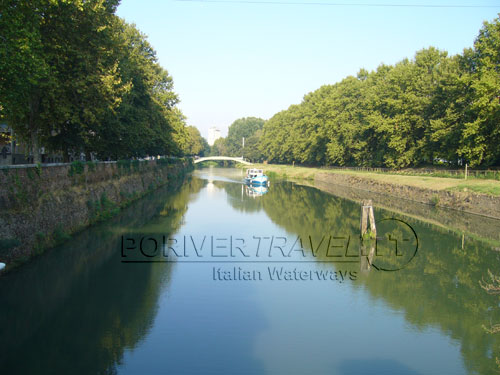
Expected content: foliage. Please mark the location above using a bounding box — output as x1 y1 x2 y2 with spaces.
260 16 500 168
225 117 264 157
157 157 171 166
0 1 195 161
132 159 140 171
68 160 85 176
87 191 119 222
92 21 181 159
208 117 265 160
210 137 228 156
480 270 500 295
117 159 131 172
223 180 500 374
450 183 500 196
243 129 265 162
35 163 42 177
430 194 440 206
53 225 70 245
181 126 209 156
86 161 97 172
0 131 12 145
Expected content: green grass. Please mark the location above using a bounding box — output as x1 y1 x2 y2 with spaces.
429 194 440 206
449 183 500 196
251 164 317 180
372 170 500 181
252 163 500 197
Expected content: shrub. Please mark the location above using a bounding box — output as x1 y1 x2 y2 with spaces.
35 163 42 177
157 158 170 166
68 161 85 176
86 161 96 172
53 225 70 245
430 194 440 206
132 159 140 171
117 159 131 172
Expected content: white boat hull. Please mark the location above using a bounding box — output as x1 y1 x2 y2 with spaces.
244 168 269 186
245 175 268 186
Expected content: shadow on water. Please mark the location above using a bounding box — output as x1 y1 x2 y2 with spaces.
220 178 500 374
0 177 204 374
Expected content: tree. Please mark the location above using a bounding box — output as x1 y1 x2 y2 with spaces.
458 17 500 166
261 107 300 164
0 0 126 162
82 21 179 159
243 129 264 162
0 1 186 162
210 137 228 156
181 126 208 156
226 117 264 157
260 15 500 169
0 0 56 162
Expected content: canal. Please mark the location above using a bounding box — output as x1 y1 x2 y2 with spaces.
1 167 499 374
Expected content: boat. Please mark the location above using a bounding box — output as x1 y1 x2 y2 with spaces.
245 184 269 197
244 168 269 186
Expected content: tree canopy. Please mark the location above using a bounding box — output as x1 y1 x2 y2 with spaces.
208 117 265 161
225 117 264 158
0 0 198 162
181 126 210 156
259 16 500 168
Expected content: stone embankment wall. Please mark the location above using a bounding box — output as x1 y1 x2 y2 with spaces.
315 172 500 220
0 158 192 266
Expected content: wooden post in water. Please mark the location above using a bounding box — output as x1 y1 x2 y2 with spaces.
360 200 377 272
360 199 377 238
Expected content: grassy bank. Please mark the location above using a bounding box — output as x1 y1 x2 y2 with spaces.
232 163 500 244
249 164 500 197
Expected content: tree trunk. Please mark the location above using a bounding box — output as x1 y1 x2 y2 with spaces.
31 131 41 164
29 94 41 164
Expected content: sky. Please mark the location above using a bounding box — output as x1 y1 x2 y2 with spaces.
116 0 500 139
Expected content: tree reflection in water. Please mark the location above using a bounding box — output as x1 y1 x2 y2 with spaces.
221 179 500 375
0 177 205 374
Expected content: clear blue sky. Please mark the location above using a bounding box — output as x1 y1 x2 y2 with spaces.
116 0 500 139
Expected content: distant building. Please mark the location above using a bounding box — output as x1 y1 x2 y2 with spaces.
207 127 222 146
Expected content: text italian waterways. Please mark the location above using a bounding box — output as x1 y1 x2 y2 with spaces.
212 266 358 282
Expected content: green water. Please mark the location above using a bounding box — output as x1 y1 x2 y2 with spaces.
1 167 499 374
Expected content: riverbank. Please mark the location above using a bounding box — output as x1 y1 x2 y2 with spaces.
0 158 193 271
250 164 500 220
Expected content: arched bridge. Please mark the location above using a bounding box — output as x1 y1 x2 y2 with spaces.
194 156 253 165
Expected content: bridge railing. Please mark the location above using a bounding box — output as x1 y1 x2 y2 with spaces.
193 156 252 164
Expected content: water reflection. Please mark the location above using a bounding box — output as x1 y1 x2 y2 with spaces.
220 174 500 374
1 168 500 374
245 184 269 197
0 177 203 374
